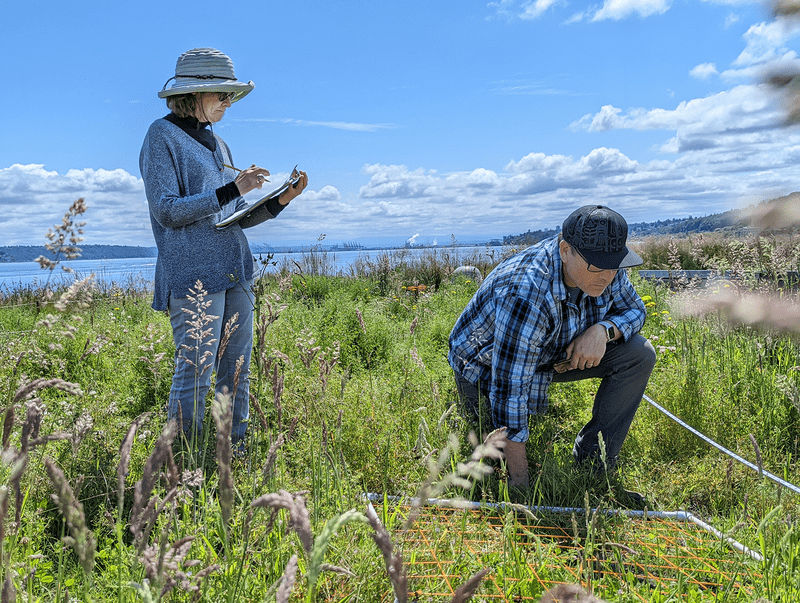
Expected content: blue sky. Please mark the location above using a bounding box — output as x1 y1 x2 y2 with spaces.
2 0 800 248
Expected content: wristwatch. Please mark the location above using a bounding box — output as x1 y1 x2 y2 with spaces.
604 322 616 342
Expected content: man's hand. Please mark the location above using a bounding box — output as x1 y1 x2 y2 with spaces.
563 323 609 371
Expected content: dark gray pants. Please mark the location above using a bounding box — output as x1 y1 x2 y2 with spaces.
453 333 656 467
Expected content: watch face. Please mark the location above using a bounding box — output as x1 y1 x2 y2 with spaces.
606 325 615 341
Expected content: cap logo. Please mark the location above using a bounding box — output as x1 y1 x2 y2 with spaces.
563 207 627 252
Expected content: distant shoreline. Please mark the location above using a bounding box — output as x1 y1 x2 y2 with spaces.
0 242 506 264
0 202 776 264
0 245 159 264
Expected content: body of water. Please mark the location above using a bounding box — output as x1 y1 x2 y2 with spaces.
0 246 503 292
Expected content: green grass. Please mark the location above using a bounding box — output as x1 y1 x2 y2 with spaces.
2 233 800 601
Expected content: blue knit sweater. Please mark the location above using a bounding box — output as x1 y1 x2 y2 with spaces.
140 117 281 311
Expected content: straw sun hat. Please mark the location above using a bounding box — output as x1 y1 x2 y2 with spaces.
159 47 254 102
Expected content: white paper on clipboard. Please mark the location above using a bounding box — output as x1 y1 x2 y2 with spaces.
215 165 300 229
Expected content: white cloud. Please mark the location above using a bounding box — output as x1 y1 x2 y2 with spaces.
232 117 397 132
0 164 151 246
499 0 673 22
725 13 740 28
691 63 719 79
735 21 794 67
700 0 755 5
302 185 341 202
591 0 671 21
519 0 560 20
359 164 439 199
570 85 779 146
283 118 398 132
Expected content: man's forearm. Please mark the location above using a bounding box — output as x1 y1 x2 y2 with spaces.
503 439 529 489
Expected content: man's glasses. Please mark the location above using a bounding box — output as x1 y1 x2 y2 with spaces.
217 92 236 102
573 247 617 273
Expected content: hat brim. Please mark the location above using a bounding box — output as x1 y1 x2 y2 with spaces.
158 80 254 103
580 246 643 270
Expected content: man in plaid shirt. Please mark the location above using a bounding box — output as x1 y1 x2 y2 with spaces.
449 205 656 491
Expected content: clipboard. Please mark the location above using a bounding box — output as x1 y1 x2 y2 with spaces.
215 165 301 229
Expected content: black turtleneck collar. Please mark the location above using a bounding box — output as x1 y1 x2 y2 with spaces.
164 113 217 153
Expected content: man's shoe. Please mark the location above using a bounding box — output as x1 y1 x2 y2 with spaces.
621 488 647 508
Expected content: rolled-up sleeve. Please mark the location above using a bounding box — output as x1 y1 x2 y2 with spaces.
603 274 646 341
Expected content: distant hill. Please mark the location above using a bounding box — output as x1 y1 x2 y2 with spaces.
502 194 798 246
3 194 796 262
0 245 157 263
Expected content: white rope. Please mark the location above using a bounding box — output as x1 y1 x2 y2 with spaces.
642 393 800 496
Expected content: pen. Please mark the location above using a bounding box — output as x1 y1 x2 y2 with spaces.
223 164 270 183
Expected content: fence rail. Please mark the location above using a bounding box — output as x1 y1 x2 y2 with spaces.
639 269 800 289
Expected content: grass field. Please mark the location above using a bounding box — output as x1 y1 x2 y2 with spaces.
2 219 800 601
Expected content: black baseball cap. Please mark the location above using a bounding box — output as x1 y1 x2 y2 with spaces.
562 205 643 270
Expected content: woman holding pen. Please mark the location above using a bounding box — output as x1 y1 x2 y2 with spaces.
139 47 308 454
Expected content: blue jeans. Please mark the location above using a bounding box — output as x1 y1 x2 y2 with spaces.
453 333 656 468
168 280 254 446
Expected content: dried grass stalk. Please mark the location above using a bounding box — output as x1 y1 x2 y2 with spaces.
117 412 152 513
0 487 7 545
739 192 800 231
538 583 607 602
131 420 177 544
10 452 28 528
449 567 491 603
251 490 314 555
249 392 270 432
366 502 407 603
13 377 83 406
1 575 14 603
1 406 14 450
44 457 96 576
676 288 800 333
275 554 298 603
217 312 240 362
211 390 234 532
405 428 508 530
261 433 285 488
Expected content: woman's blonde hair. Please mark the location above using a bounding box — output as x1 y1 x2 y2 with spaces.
166 93 198 119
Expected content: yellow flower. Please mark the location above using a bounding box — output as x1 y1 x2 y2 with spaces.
646 301 656 308
641 295 653 302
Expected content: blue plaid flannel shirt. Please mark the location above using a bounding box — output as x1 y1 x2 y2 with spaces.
448 235 646 443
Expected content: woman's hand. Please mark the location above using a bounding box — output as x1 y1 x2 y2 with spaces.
278 170 308 206
234 164 272 196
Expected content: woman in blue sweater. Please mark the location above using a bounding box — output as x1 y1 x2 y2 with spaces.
140 47 308 451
